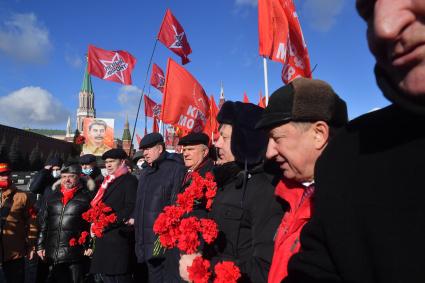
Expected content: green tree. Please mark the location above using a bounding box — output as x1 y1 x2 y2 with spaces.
29 143 43 171
8 137 23 171
0 135 8 163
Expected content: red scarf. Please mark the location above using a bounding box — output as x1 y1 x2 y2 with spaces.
90 164 128 207
61 185 78 206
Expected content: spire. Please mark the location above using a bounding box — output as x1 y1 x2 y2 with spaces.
81 63 93 94
122 115 131 141
66 116 72 137
220 81 225 99
219 81 225 109
76 59 96 132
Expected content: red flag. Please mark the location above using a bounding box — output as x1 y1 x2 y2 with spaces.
207 95 219 141
136 134 142 145
88 45 137 85
150 63 165 93
152 117 159 133
258 91 266 108
258 0 311 84
161 58 209 133
144 95 161 118
158 9 192 65
243 92 250 103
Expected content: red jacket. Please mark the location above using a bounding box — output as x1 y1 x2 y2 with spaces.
268 179 314 283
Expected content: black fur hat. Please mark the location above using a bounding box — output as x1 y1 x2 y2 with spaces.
217 101 267 166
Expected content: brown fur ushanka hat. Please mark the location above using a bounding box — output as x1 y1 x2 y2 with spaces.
256 77 348 129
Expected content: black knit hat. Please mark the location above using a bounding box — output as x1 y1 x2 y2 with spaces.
256 77 348 129
79 154 97 165
217 101 267 166
45 156 63 168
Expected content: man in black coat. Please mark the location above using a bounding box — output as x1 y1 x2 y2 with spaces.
284 1 425 283
89 149 138 283
133 133 186 282
180 102 285 282
36 164 92 283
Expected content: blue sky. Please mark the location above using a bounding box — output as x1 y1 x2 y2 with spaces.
0 0 389 139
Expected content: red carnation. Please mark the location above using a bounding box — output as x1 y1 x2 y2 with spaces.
213 261 241 283
69 238 77 247
78 231 89 245
199 219 218 244
177 217 201 254
75 135 85 145
188 256 211 283
28 206 37 219
177 191 196 213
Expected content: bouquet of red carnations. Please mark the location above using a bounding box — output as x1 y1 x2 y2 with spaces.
69 201 117 247
153 172 241 283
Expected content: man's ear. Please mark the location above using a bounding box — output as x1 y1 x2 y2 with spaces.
202 147 209 159
312 121 330 150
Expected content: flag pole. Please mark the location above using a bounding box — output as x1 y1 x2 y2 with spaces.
130 38 159 156
263 57 269 106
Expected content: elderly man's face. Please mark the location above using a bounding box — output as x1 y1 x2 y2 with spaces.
357 0 425 96
266 122 328 183
182 144 208 170
143 144 163 166
89 124 106 146
61 173 79 189
105 158 124 175
215 124 235 164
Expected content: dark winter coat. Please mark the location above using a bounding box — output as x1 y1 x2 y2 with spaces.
134 151 186 263
36 180 92 265
90 173 138 275
205 162 285 283
29 169 60 213
81 166 104 192
284 69 425 283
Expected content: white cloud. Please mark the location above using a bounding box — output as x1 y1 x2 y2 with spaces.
120 85 143 95
0 87 69 127
118 85 142 105
65 53 83 68
0 13 52 64
302 0 345 32
235 0 257 7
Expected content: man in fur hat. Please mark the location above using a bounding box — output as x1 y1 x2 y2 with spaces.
284 1 425 282
0 162 37 283
179 101 285 282
255 77 348 283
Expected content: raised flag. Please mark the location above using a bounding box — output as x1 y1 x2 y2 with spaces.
258 0 311 84
157 9 192 65
144 95 161 118
161 58 209 133
206 95 219 141
258 91 266 108
88 45 137 85
243 92 250 103
136 134 142 145
152 117 159 133
150 63 166 92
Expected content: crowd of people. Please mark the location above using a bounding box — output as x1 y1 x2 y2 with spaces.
1 1 425 282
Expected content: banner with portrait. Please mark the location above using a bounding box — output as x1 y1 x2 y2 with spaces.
82 118 115 156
